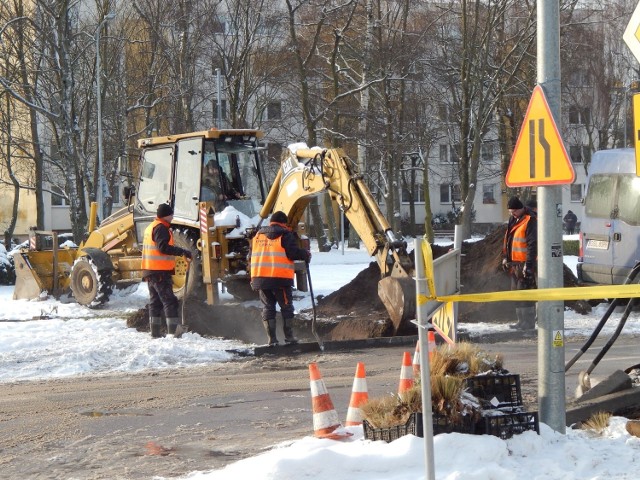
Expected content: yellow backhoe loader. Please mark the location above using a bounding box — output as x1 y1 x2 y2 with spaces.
13 130 416 333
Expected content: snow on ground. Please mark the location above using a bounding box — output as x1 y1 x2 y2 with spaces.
1 236 640 384
4 235 640 479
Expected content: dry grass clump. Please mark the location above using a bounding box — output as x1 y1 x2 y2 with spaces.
582 411 611 435
361 343 505 429
430 342 504 377
360 395 409 429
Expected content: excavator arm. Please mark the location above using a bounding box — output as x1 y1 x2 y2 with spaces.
259 146 416 332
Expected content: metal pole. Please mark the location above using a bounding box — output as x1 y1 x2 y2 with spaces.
537 0 566 433
95 13 115 222
216 68 222 128
415 238 436 480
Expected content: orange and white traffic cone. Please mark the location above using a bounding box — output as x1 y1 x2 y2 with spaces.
309 362 352 439
412 341 421 377
345 362 368 426
398 351 414 394
428 330 437 358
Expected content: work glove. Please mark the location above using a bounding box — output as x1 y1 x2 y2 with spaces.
523 264 531 278
183 250 193 260
501 258 509 272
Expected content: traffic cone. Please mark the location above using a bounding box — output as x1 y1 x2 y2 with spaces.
412 341 421 377
309 362 351 439
398 351 414 394
345 362 368 426
428 330 436 359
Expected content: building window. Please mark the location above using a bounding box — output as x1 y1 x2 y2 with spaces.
51 185 67 207
569 145 591 163
482 184 496 204
438 104 455 123
402 184 425 203
570 183 583 202
266 101 282 120
439 144 459 163
481 143 496 163
568 106 591 126
568 70 592 87
440 183 461 203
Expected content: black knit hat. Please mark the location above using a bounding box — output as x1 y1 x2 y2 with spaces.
156 203 174 218
507 196 524 209
270 211 288 224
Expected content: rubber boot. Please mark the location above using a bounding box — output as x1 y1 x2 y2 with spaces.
166 317 180 336
509 309 524 329
264 318 279 347
150 316 163 338
512 307 536 330
283 317 299 345
519 307 537 330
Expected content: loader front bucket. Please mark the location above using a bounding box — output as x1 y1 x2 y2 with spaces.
12 250 75 300
378 275 416 333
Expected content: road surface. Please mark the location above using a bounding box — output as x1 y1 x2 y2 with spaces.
1 335 639 479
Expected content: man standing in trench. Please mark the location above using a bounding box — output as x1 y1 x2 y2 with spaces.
502 196 538 330
142 203 193 337
250 211 311 346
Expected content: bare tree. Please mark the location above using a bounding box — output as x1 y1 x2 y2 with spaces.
425 0 536 238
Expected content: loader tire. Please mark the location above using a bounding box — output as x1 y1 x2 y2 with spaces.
70 256 113 307
172 229 204 301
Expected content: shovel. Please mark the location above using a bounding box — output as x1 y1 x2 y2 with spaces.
306 261 324 351
174 258 192 339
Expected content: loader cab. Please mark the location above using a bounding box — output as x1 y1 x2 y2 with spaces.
134 129 268 240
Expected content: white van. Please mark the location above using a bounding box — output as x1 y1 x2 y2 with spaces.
577 148 640 284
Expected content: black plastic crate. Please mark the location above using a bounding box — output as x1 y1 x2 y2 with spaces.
465 374 522 408
363 412 477 442
433 412 477 435
479 410 539 439
363 412 422 442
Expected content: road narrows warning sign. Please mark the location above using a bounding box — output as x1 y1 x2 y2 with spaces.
506 85 575 187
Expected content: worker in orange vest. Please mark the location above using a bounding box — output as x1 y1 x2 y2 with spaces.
250 211 311 346
142 203 193 338
502 196 537 330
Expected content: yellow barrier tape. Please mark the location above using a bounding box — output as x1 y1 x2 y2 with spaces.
421 239 435 297
418 236 640 304
436 283 640 303
417 294 430 306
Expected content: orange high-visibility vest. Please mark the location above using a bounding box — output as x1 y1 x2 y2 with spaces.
250 232 295 280
141 219 176 271
504 215 532 262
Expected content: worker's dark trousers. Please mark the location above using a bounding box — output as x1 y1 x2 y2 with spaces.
259 287 296 343
146 272 180 319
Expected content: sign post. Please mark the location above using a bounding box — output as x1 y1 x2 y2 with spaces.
624 2 640 175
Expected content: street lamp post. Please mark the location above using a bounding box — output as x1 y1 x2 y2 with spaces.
96 13 115 222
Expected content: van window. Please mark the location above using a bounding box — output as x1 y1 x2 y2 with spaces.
617 176 640 226
584 174 615 219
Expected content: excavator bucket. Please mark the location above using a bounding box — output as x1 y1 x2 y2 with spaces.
378 276 416 333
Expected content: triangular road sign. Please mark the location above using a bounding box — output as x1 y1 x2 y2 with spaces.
506 85 575 187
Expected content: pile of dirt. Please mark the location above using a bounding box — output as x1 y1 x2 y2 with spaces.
313 225 591 339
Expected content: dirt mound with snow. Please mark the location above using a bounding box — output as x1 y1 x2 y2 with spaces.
313 225 590 340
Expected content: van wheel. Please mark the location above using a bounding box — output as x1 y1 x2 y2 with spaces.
70 257 113 307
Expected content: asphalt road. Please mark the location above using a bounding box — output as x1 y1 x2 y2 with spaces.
2 334 640 480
